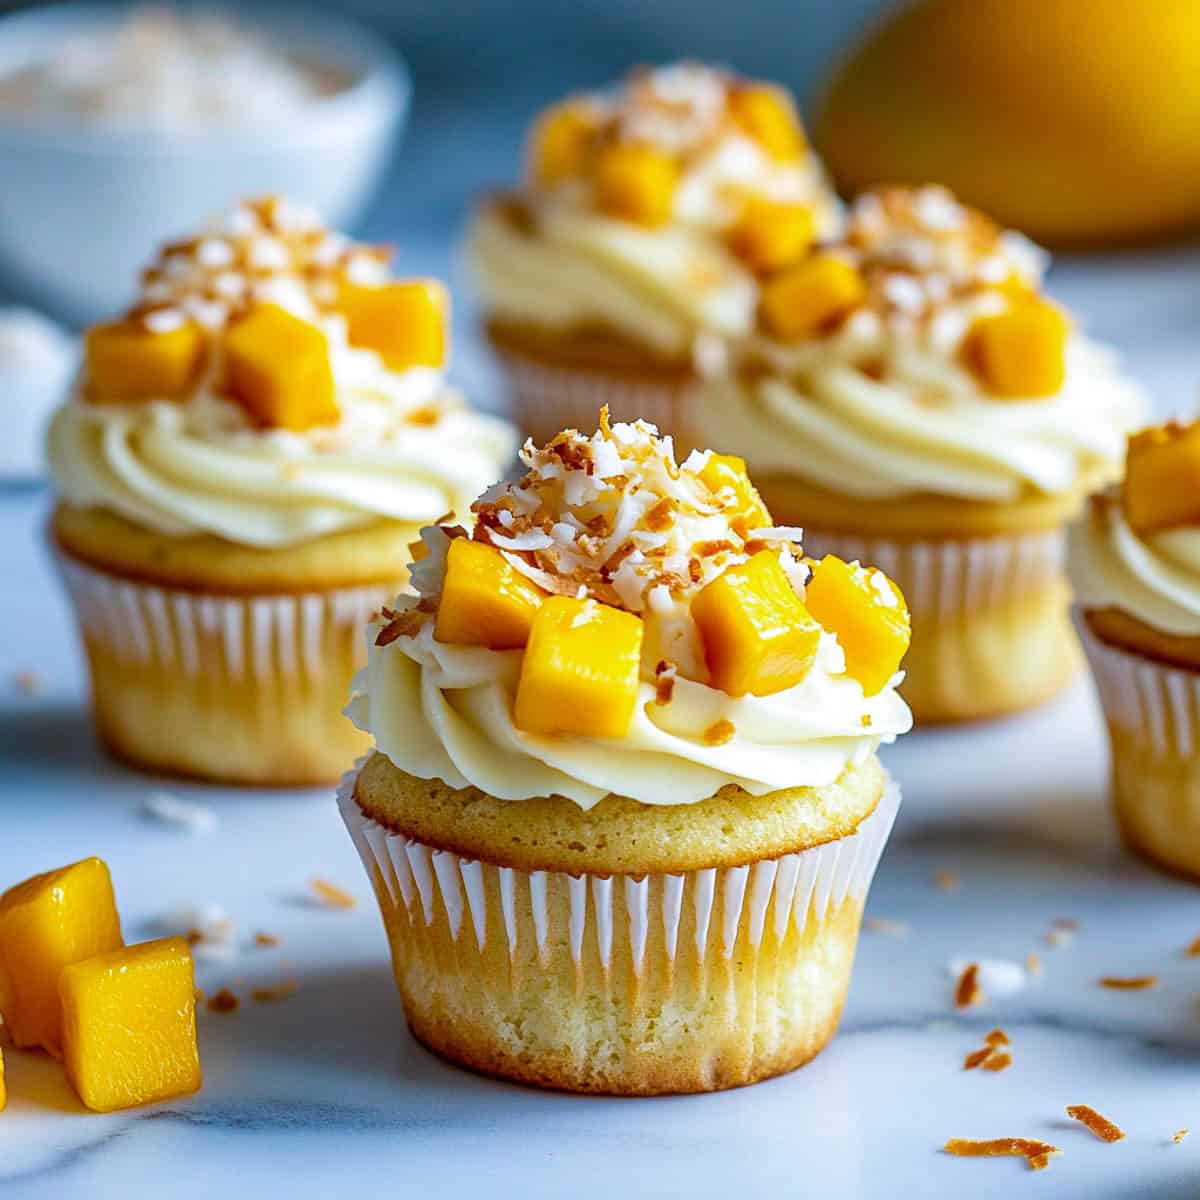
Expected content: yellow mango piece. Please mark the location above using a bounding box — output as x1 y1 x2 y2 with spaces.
1122 423 1200 536
759 254 867 342
964 297 1070 398
528 100 598 187
435 538 545 649
698 453 771 537
804 554 911 695
514 596 644 738
85 320 205 404
0 857 123 1056
595 143 679 227
60 937 200 1113
338 280 448 372
729 84 807 161
728 198 815 274
224 304 337 432
692 551 822 698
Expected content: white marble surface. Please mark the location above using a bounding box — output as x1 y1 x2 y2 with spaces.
2 250 1200 1199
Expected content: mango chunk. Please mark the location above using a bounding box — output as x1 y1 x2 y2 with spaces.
529 101 598 187
804 554 911 695
595 143 679 227
338 280 448 372
224 304 337 431
728 198 816 275
435 538 545 649
759 255 867 342
698 453 771 537
1123 423 1200 536
728 84 807 161
0 857 123 1056
692 551 821 697
60 937 200 1113
964 297 1070 398
85 320 205 404
514 597 644 738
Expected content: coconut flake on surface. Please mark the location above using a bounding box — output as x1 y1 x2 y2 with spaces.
947 957 1028 997
142 791 218 834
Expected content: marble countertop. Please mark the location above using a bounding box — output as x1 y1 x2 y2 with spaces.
3 250 1200 1200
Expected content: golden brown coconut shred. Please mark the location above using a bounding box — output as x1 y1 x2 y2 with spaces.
943 1139 1061 1170
1066 1105 1126 1143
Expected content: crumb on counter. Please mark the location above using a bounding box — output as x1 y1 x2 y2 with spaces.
206 988 239 1014
1066 1105 1126 1143
954 962 983 1009
311 879 357 910
1098 975 1158 991
943 1138 1060 1170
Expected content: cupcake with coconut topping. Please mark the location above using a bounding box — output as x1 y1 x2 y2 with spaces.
48 195 515 785
340 411 911 1094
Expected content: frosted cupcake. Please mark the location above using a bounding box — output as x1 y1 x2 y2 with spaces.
340 412 912 1094
48 196 515 786
700 185 1146 723
1071 422 1200 878
467 62 839 448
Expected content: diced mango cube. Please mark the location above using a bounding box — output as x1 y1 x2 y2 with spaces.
698 453 771 537
1123 422 1200 536
692 551 821 697
804 555 911 696
728 198 815 275
759 255 867 342
435 538 545 649
224 304 337 432
963 297 1070 398
514 597 644 738
59 937 200 1113
85 320 205 404
728 84 807 161
0 857 123 1056
528 100 598 187
595 143 679 228
338 280 448 372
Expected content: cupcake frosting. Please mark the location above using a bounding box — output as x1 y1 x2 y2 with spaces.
350 415 912 808
48 197 516 548
701 187 1145 502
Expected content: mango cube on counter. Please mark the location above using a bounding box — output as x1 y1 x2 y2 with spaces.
339 280 448 372
595 143 679 228
728 84 807 161
964 297 1069 398
529 101 597 187
435 538 545 649
515 597 644 738
0 857 123 1055
759 255 866 342
692 551 822 698
698 453 772 538
60 937 200 1114
728 198 815 275
805 555 911 696
85 320 205 404
1122 422 1200 536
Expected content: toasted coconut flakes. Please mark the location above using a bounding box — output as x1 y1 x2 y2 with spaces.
654 660 677 705
864 917 909 937
935 870 960 892
1099 975 1158 991
1045 927 1075 948
312 879 357 909
982 1051 1012 1072
1173 1129 1189 1144
254 932 280 947
1028 1152 1056 1171
252 979 298 1004
12 670 41 695
142 790 218 834
955 962 983 1008
985 1028 1010 1047
1066 1105 1126 1143
1026 952 1043 975
949 957 1026 997
943 1138 1060 1168
375 609 424 646
703 719 736 746
1186 936 1200 957
207 988 240 1014
963 1046 992 1070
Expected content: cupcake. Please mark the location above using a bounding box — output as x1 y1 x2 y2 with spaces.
340 411 912 1094
467 62 840 449
698 185 1146 724
1071 421 1200 878
48 196 515 786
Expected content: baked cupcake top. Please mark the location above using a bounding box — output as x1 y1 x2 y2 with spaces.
706 185 1145 503
468 62 840 366
48 196 515 548
1070 422 1200 638
350 412 912 808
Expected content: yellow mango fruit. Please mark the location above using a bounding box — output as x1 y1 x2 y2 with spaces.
224 304 337 432
514 596 644 738
816 0 1200 247
963 298 1070 398
0 857 123 1056
692 551 821 697
698 453 771 537
435 538 545 649
1122 423 1200 536
60 937 201 1113
804 555 911 695
728 84 807 161
338 279 448 372
85 320 205 404
759 254 866 342
595 143 679 228
528 100 598 187
728 197 816 275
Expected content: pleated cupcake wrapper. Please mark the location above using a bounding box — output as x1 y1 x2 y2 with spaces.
338 765 900 975
55 551 396 684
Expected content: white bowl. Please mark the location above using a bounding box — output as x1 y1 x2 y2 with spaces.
0 3 410 323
